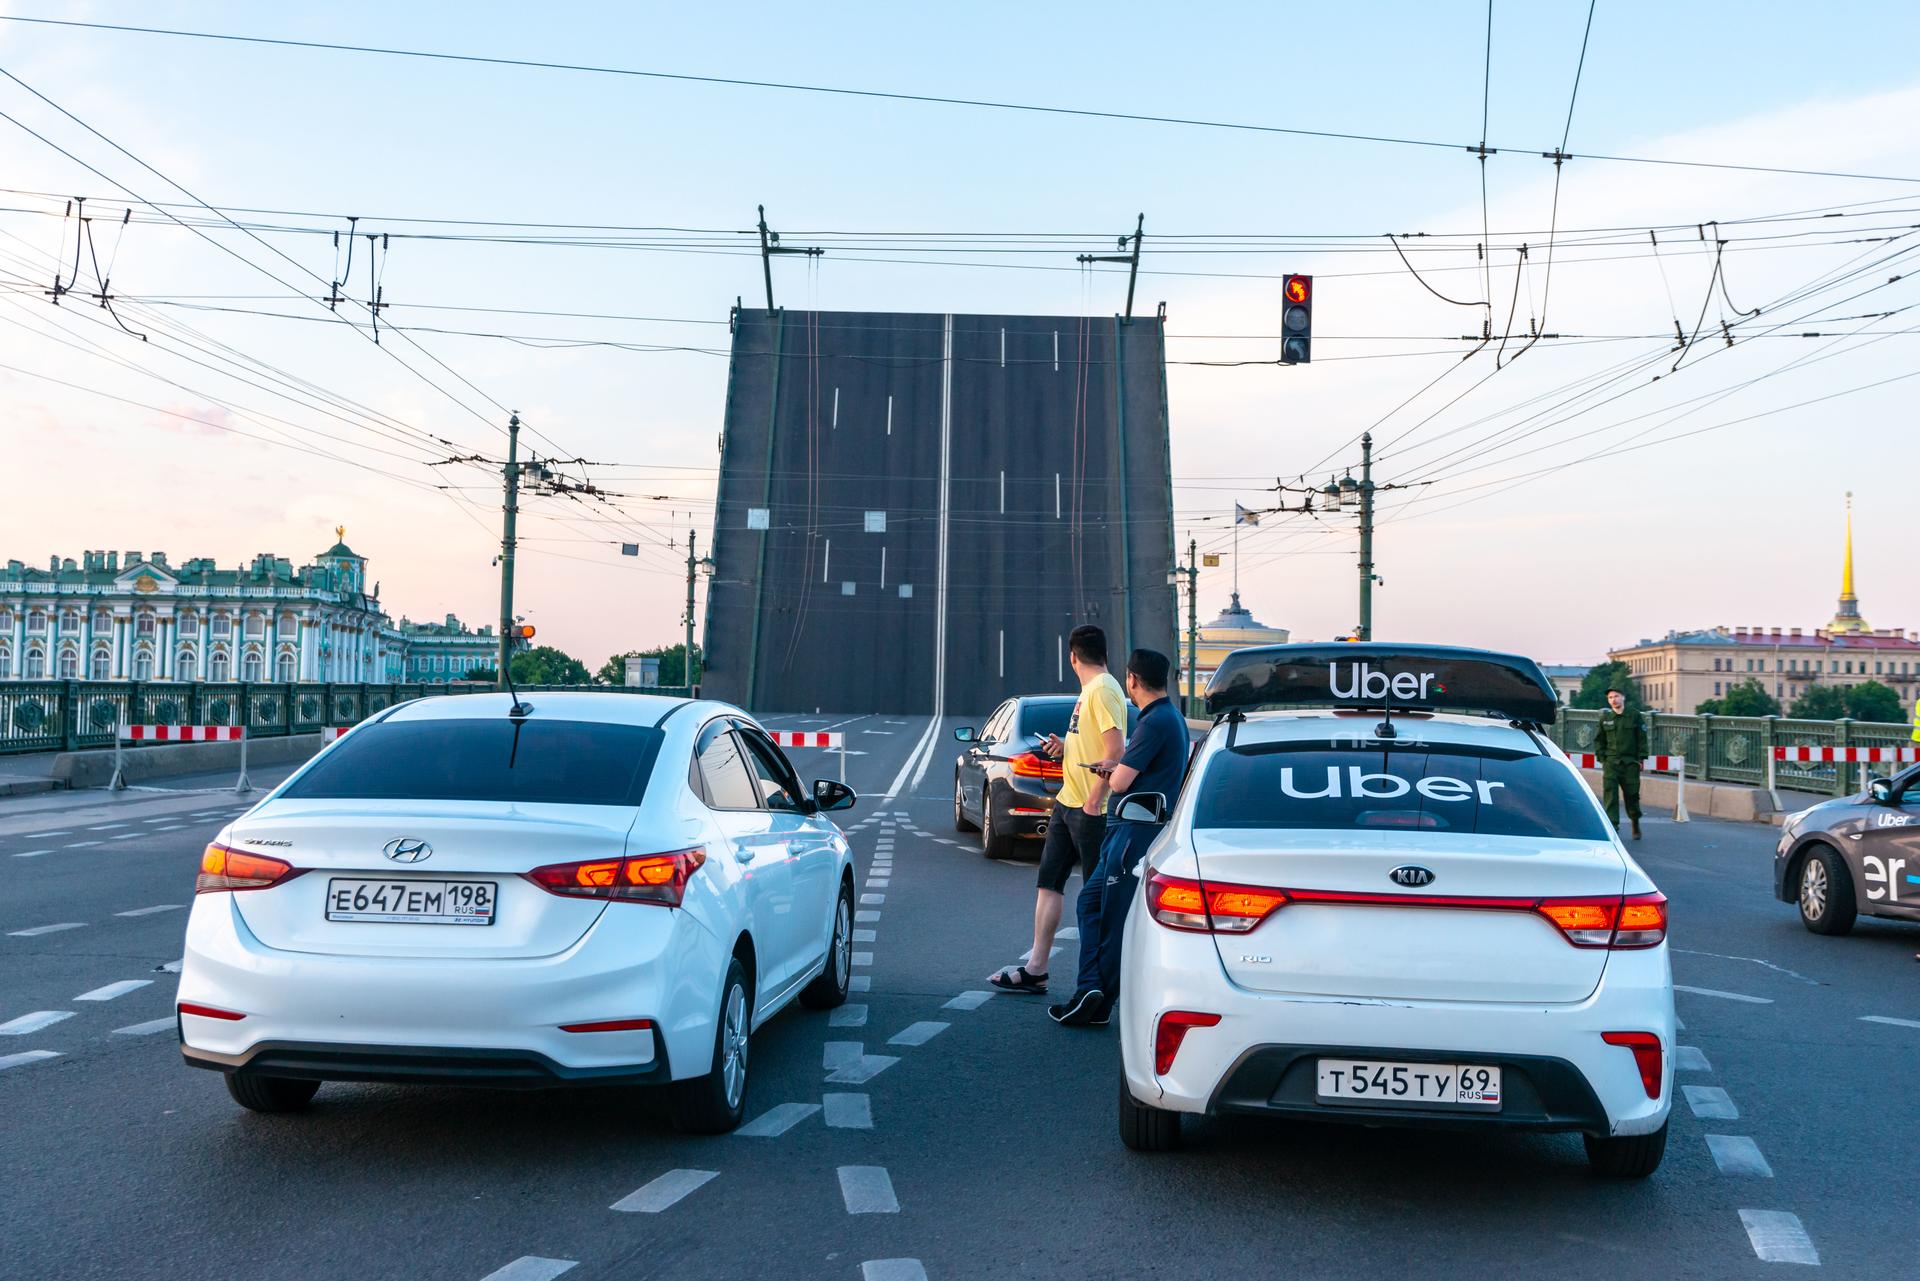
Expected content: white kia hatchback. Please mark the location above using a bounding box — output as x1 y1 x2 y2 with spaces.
1116 644 1674 1176
179 692 857 1133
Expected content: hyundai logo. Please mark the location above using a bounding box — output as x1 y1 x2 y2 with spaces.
383 838 432 864
1389 864 1435 888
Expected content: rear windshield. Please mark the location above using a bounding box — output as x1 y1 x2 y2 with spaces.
1192 739 1609 841
283 718 665 807
1016 701 1075 741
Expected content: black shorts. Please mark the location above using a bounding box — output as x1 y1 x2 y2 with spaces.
1037 801 1106 893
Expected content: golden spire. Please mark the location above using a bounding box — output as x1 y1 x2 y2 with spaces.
1829 492 1867 633
335 524 346 542
1839 495 1854 600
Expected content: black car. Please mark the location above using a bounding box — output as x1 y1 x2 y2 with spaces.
951 695 1078 859
1774 763 1920 934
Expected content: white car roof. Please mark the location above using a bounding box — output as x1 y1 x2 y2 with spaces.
1218 709 1546 753
380 691 740 729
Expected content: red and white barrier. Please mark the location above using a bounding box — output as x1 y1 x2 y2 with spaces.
1772 746 1919 763
320 726 350 744
111 724 250 793
767 730 847 782
1567 753 1689 823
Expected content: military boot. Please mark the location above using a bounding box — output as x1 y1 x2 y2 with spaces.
1630 819 1642 840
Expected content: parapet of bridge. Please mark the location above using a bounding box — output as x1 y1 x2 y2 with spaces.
702 309 1176 715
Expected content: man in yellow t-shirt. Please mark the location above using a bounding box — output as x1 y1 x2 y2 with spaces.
990 624 1127 995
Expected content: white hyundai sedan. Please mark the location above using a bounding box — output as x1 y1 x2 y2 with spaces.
179 692 858 1133
1116 644 1674 1176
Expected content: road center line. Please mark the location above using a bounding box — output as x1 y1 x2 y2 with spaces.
838 1165 900 1214
76 980 153 1002
609 1169 718 1213
1738 1210 1819 1265
477 1257 578 1281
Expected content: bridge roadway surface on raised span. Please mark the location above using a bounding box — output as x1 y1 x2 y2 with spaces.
0 711 1914 1278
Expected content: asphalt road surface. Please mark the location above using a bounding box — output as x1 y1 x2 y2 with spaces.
3 716 1917 1279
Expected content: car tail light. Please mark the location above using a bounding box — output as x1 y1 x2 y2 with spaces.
1145 872 1288 933
525 847 707 906
196 843 302 894
1602 1031 1664 1098
1154 1010 1221 1074
178 1002 246 1021
1536 892 1668 949
1009 751 1064 780
559 1018 656 1033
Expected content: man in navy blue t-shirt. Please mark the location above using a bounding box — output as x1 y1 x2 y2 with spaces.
1051 648 1190 1026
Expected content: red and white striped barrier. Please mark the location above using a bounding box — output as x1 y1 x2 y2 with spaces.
111 724 250 793
1772 746 1919 763
1568 753 1689 823
320 726 350 744
767 730 847 782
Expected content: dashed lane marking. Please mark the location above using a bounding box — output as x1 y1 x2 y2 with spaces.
7 923 85 938
1676 1045 1712 1072
943 991 993 1011
837 1165 900 1214
86 824 128 831
27 831 71 838
13 850 53 859
826 1054 898 1085
1738 1210 1819 1265
829 1005 869 1028
852 952 874 967
154 825 188 832
76 980 152 1002
856 911 881 923
861 1261 927 1281
1055 927 1079 940
0 1011 75 1035
477 1257 578 1281
824 1092 872 1129
853 929 877 943
867 879 890 889
888 1022 949 1048
1675 985 1773 1005
0 1050 62 1071
109 833 145 841
113 1018 176 1036
849 976 871 992
157 959 183 973
610 1169 718 1213
860 894 885 905
1706 1135 1774 1177
824 1041 864 1070
1683 1085 1739 1119
115 905 184 918
737 1103 821 1137
1860 1014 1920 1029
65 842 103 849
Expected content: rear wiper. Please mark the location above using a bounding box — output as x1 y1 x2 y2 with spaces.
507 717 525 770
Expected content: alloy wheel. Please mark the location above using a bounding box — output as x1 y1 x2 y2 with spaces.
1801 858 1828 920
834 894 852 991
721 982 749 1108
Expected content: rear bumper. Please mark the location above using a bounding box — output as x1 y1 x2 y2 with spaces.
184 1033 673 1089
990 776 1058 839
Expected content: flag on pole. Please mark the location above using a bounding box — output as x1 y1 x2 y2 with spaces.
1234 504 1260 527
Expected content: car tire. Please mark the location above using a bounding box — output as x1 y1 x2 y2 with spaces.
1117 1070 1183 1152
1584 1120 1667 1178
799 880 854 1010
224 1072 320 1114
981 789 1016 860
670 957 751 1134
954 773 978 832
1797 844 1857 936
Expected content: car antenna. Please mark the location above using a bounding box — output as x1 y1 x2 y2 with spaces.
1375 703 1398 740
505 623 535 719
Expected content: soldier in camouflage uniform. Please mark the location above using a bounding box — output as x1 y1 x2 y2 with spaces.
1595 687 1649 839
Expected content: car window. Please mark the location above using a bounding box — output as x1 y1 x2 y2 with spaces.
1192 738 1610 841
283 718 664 807
980 702 1012 744
694 721 761 811
737 727 806 812
1015 700 1074 743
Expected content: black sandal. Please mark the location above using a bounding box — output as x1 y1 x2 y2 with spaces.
989 965 1048 995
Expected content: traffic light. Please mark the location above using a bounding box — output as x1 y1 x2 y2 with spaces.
1282 274 1312 364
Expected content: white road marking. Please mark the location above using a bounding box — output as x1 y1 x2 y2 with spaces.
189 811 226 818
882 718 941 801
86 824 128 831
0 1050 61 1071
478 1257 577 1281
838 1165 900 1214
856 911 880 923
861 1261 927 1281
1055 926 1079 939
888 1021 949 1047
824 1041 864 1070
943 991 993 1011
1860 1014 1920 1029
29 831 71 838
736 1103 821 1137
154 825 187 832
849 976 871 992
1676 1015 1686 1029
65 841 102 849
141 816 176 824
1706 1135 1774 1177
158 959 183 973
829 1004 869 1028
1738 1209 1819 1265
13 849 53 859
824 1092 873 1129
109 833 144 841
1683 1085 1739 1119
826 1054 898 1085
76 980 152 1002
853 929 877 943
1676 1045 1712 1072
115 905 183 917
1675 985 1773 1004
860 893 885 905
113 1018 176 1036
610 1169 718 1213
852 952 874 967
867 879 890 888
0 1011 75 1035
8 922 85 937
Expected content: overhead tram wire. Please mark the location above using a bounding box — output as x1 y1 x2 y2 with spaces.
1505 0 1597 368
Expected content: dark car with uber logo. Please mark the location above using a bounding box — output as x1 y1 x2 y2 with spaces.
1774 763 1920 934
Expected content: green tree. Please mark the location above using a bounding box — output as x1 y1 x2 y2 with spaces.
1571 661 1641 711
1694 677 1780 717
594 643 703 687
1844 679 1904 724
1788 684 1847 720
509 645 591 687
463 665 497 682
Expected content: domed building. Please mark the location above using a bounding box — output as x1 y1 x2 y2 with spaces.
1179 592 1291 703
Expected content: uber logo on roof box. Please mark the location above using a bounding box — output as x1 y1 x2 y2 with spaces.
1330 662 1439 703
1389 865 1436 888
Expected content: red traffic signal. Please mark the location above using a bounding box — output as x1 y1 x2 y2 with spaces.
513 624 536 641
1284 275 1311 305
1282 274 1312 364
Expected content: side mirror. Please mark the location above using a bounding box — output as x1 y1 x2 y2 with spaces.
1114 792 1167 825
953 726 976 743
813 778 858 812
1869 778 1894 805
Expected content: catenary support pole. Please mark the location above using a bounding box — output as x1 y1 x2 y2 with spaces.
1358 432 1375 641
1185 537 1199 715
496 412 521 690
684 528 698 693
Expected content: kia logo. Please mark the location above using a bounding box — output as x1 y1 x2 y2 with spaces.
1389 864 1435 888
383 838 432 864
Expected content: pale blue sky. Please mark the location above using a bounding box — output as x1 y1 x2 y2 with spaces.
2 2 1915 669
